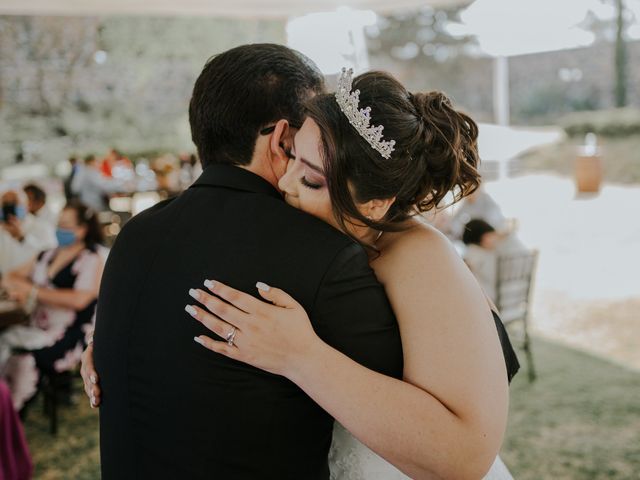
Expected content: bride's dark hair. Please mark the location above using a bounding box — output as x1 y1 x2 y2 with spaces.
305 71 481 239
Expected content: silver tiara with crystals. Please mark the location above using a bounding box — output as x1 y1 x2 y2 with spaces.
335 68 396 159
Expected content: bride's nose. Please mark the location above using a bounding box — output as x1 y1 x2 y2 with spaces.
278 160 298 197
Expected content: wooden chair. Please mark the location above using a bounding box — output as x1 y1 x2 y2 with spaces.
41 370 74 435
495 250 539 382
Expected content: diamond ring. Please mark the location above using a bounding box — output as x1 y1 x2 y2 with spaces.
226 327 237 347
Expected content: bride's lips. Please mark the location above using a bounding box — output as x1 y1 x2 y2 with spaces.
283 194 297 208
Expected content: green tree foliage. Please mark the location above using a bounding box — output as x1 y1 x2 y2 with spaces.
614 0 628 107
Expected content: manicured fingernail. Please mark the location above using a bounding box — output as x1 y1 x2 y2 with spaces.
189 288 199 300
204 279 215 289
256 282 271 292
90 374 97 384
90 396 96 406
193 336 204 346
185 305 197 317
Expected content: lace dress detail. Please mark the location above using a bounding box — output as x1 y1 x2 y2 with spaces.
329 422 514 480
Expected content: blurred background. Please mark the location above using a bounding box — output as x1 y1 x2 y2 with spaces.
0 0 638 478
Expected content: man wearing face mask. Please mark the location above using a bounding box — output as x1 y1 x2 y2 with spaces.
0 190 57 274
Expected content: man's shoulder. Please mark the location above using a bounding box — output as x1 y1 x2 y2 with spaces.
117 196 176 232
256 194 360 255
116 192 362 263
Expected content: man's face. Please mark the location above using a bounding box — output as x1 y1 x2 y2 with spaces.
25 192 42 214
480 231 500 250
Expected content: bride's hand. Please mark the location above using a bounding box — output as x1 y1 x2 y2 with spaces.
186 280 321 377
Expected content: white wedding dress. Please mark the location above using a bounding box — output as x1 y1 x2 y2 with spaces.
329 423 514 480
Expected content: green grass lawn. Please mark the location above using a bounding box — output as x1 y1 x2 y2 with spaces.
24 338 640 479
502 339 640 479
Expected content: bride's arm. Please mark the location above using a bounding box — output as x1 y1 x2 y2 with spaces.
292 232 508 479
190 232 508 480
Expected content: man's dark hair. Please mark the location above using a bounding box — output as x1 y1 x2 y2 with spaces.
24 183 46 204
462 219 496 246
189 43 325 168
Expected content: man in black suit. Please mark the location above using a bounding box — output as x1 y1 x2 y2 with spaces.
87 44 403 479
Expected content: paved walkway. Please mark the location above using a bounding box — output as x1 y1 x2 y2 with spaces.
484 174 640 369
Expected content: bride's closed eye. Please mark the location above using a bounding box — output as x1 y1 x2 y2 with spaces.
300 176 323 190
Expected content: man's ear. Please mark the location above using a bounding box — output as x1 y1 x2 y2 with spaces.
269 119 292 163
267 119 293 181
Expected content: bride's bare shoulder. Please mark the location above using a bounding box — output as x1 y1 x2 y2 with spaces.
373 218 462 284
379 219 456 263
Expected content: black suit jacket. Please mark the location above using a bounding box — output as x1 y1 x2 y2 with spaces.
94 165 403 479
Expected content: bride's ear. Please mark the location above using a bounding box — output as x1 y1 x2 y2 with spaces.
360 197 396 222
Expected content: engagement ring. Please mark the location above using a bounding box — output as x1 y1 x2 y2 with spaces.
226 327 237 347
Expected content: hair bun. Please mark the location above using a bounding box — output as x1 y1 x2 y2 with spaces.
410 91 451 117
406 90 481 211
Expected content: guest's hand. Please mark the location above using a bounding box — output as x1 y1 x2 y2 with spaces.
6 278 32 305
2 216 24 241
80 340 101 408
187 280 320 378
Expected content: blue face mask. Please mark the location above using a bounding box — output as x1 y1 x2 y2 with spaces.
56 228 77 247
15 205 26 220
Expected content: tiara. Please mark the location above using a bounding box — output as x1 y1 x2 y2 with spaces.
335 68 395 159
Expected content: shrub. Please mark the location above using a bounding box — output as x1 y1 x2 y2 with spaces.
561 108 640 138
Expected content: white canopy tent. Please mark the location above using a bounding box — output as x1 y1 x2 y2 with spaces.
0 0 470 18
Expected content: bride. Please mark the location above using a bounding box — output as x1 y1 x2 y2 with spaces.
186 68 519 479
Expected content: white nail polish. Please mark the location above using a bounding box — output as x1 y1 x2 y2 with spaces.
90 375 97 384
256 282 271 292
188 288 199 300
185 305 197 316
204 279 215 289
194 336 204 345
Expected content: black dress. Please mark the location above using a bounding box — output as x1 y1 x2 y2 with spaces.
492 311 520 383
31 247 99 374
4 247 101 410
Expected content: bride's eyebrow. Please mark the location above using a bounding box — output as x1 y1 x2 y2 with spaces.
293 137 325 175
301 159 324 175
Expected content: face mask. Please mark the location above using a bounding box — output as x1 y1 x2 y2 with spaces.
56 228 77 247
15 205 26 220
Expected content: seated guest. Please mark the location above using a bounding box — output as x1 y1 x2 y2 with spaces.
0 190 57 274
71 155 121 211
449 186 507 240
64 156 79 201
24 183 58 228
0 379 32 480
0 201 105 410
462 219 527 302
